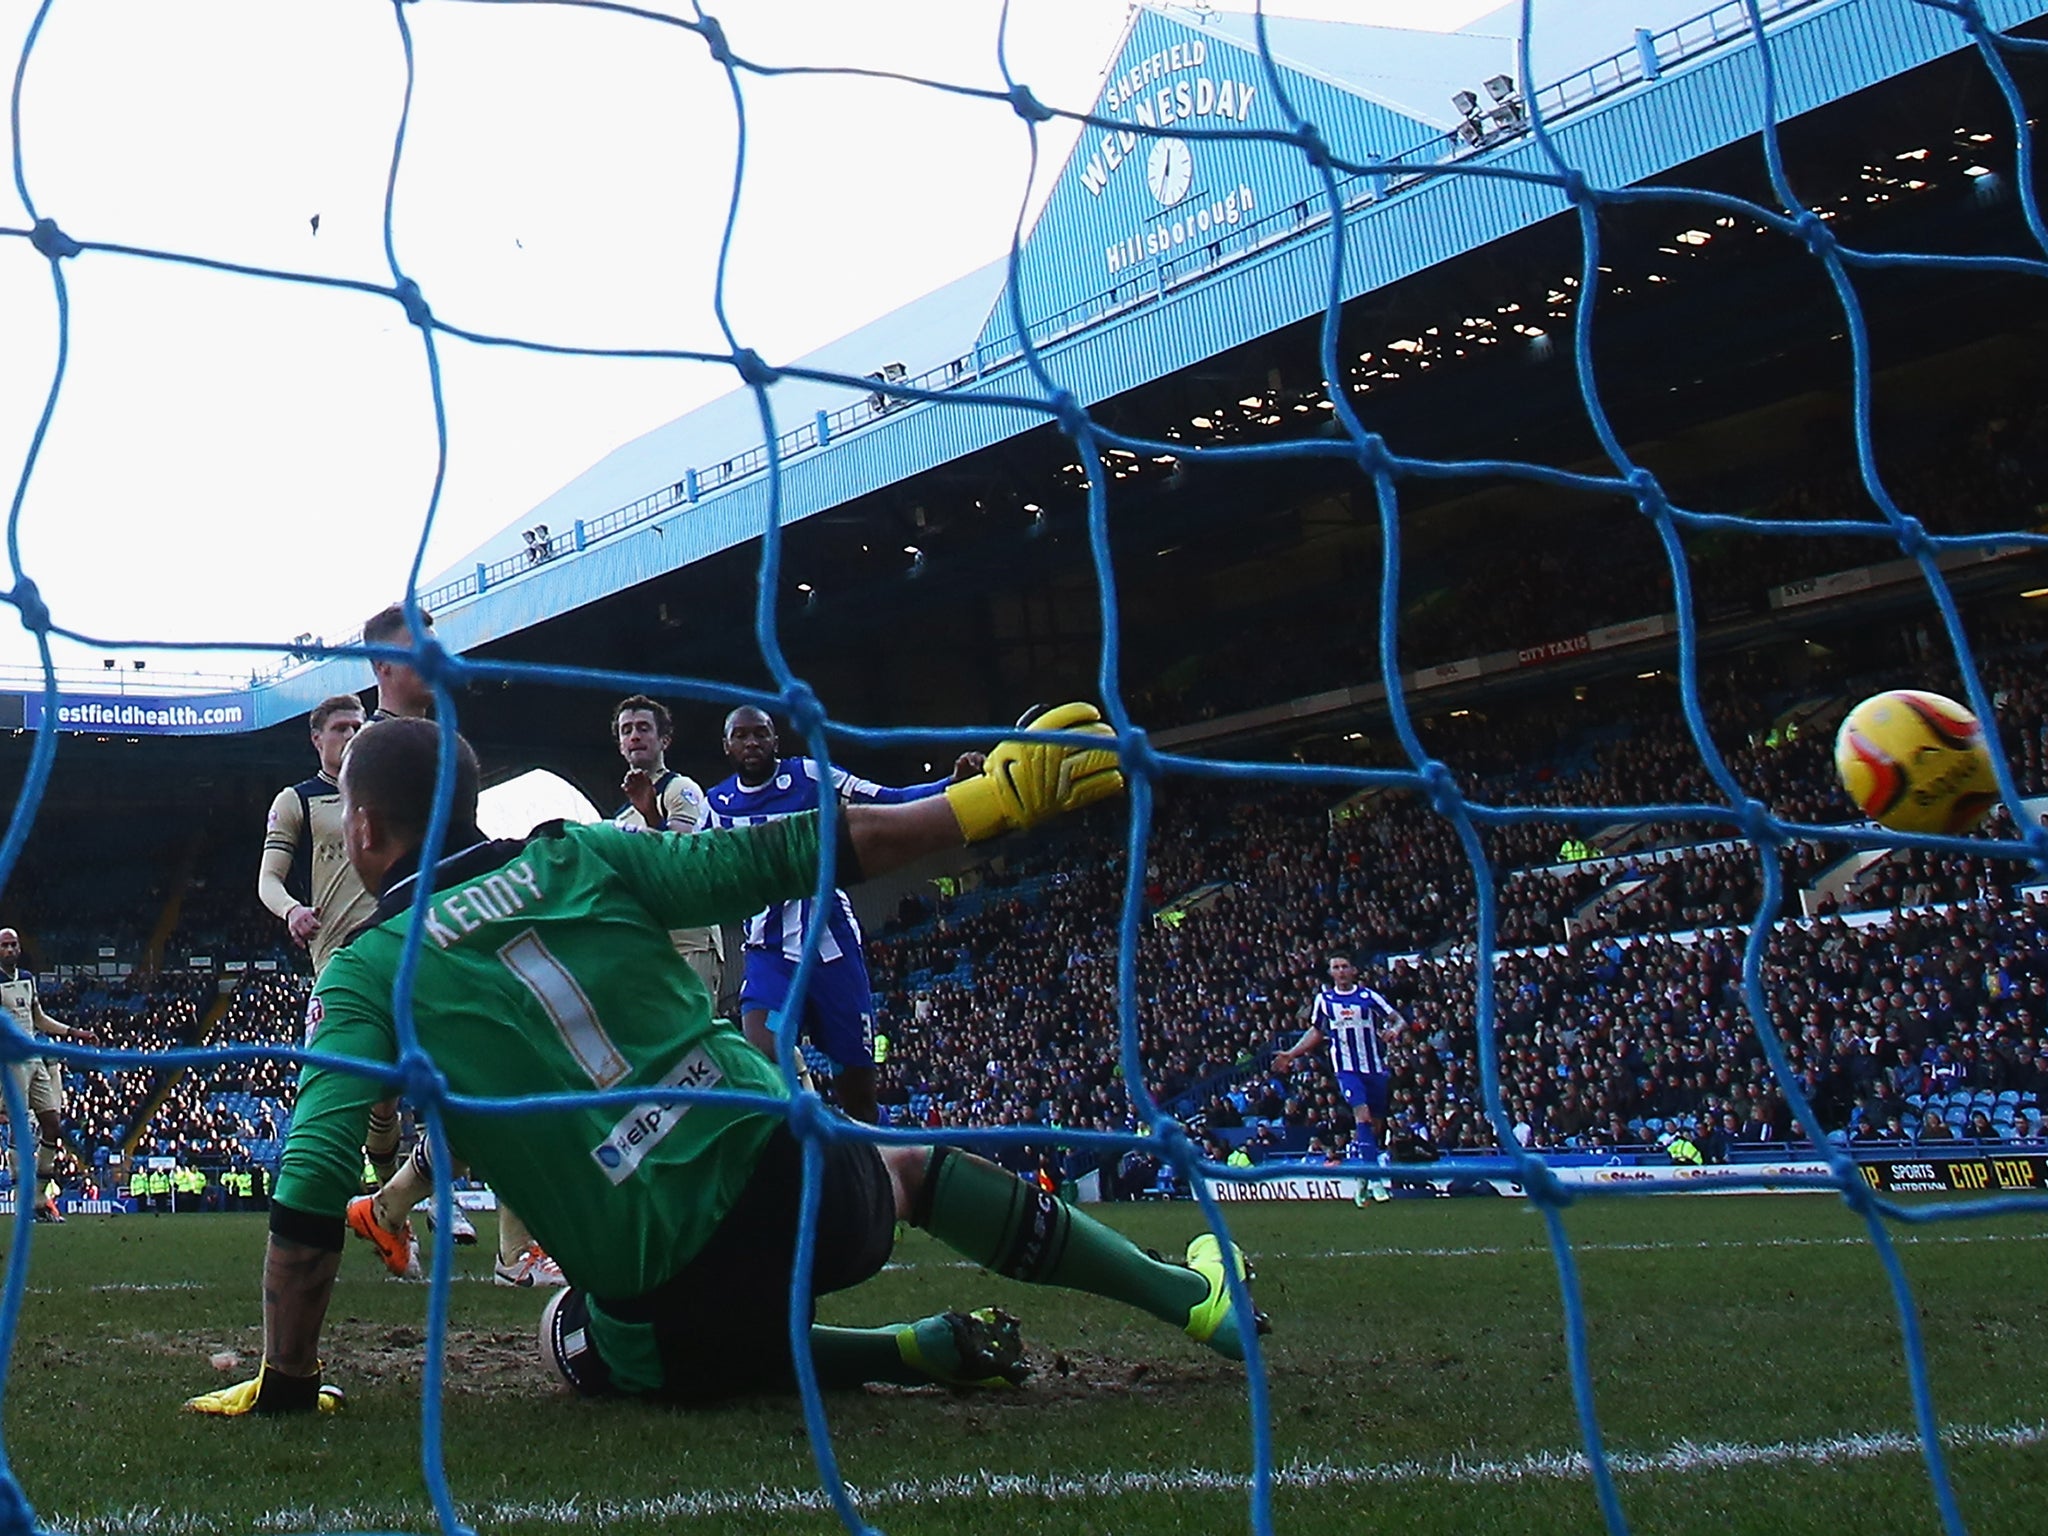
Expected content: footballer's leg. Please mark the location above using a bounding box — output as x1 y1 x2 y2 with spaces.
737 949 818 1096
737 945 783 1063
369 1135 431 1237
811 1309 1027 1387
805 955 880 1125
2 1064 26 1194
361 1136 480 1248
494 1199 565 1287
883 1144 1268 1361
367 1127 472 1244
30 1066 65 1221
1364 1070 1391 1149
541 1289 1026 1397
349 1140 422 1279
539 1128 1021 1400
363 1097 402 1186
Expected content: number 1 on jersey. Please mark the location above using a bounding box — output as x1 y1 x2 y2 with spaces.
498 929 629 1088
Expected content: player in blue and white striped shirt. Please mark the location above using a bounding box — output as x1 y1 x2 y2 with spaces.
1273 954 1406 1153
702 705 983 1123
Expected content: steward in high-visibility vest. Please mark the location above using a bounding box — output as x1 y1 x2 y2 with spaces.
1663 1134 1704 1167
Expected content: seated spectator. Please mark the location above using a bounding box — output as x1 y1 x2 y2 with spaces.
1917 1109 1957 1143
1964 1108 1998 1142
1697 1114 1732 1164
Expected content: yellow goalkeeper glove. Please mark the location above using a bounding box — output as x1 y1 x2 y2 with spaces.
184 1360 344 1416
945 702 1125 843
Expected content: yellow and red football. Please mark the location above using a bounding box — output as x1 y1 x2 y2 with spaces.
1833 689 1997 836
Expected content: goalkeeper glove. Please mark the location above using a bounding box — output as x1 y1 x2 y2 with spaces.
184 1359 344 1416
944 702 1124 843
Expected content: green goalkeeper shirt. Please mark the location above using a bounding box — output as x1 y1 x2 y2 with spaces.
275 815 824 1300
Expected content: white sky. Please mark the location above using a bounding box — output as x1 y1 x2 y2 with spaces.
0 0 1498 689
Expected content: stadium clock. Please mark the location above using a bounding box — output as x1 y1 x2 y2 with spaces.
1146 136 1193 206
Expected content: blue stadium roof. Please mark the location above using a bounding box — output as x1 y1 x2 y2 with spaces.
235 0 2048 729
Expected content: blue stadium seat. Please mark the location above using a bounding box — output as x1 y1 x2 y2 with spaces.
1998 1090 2021 1106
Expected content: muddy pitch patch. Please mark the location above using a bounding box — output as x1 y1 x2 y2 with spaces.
128 1320 555 1398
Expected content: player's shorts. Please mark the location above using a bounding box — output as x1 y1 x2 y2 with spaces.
1335 1069 1389 1122
738 949 876 1069
7 1059 61 1116
543 1124 896 1404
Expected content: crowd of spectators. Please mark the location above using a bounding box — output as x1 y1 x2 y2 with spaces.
868 628 2048 1163
1365 899 2048 1157
0 967 304 1180
877 848 2048 1164
52 972 212 1165
139 972 306 1166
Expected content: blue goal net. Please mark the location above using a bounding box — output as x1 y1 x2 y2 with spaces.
6 2 2048 1534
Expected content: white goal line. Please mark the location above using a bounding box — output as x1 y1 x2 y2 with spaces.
49 1419 2047 1532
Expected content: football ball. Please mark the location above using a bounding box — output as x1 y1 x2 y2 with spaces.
1833 689 1997 835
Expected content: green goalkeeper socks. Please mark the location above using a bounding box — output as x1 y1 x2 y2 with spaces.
582 1300 1027 1395
810 1323 933 1387
810 1311 1024 1389
910 1149 1207 1328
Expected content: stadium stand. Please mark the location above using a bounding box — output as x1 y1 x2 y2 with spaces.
865 608 2048 1170
0 580 2041 1189
1 562 2042 1195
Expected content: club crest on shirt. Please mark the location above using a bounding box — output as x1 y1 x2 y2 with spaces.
775 775 791 790
303 995 324 1046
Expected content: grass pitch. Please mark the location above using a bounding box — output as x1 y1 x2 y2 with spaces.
3 1194 2045 1535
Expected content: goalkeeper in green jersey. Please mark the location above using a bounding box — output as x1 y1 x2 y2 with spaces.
186 708 1267 1414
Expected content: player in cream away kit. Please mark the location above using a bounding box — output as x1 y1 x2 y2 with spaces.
187 712 1267 1414
609 694 722 1000
259 696 374 975
0 927 97 1222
